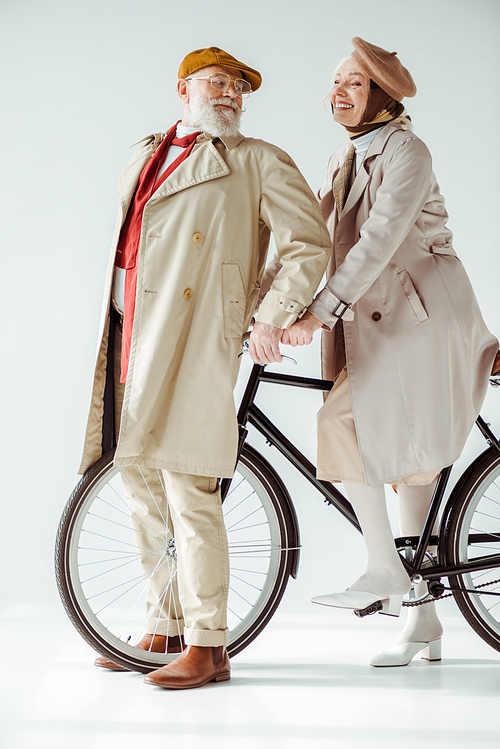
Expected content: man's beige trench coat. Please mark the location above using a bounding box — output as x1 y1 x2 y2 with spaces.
79 131 331 477
309 122 498 485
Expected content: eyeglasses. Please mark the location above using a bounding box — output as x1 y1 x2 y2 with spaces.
185 73 252 99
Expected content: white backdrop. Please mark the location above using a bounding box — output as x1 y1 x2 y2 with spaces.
1 0 499 617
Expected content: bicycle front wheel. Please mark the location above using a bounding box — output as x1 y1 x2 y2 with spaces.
445 446 500 651
55 445 297 672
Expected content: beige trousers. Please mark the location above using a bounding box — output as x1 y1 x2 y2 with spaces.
317 367 440 486
114 321 230 646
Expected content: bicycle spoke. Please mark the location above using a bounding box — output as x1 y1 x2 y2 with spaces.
149 566 182 638
227 521 272 534
483 493 500 507
232 549 272 559
228 538 271 545
485 599 500 613
226 605 243 622
139 466 169 527
105 479 165 543
77 548 143 558
474 510 500 523
230 567 268 576
80 555 147 585
91 497 163 547
125 561 177 643
121 469 167 533
118 558 177 640
80 528 156 555
223 489 257 518
471 569 498 581
86 510 163 545
224 475 245 499
225 505 264 532
229 585 256 607
86 572 147 602
104 575 155 631
230 573 263 592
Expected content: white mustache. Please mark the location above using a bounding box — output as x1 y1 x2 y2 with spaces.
210 97 240 113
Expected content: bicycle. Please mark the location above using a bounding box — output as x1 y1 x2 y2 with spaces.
55 358 500 673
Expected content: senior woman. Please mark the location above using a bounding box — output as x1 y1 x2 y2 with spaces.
273 38 500 666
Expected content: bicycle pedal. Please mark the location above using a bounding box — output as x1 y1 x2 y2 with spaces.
354 600 383 618
428 581 445 598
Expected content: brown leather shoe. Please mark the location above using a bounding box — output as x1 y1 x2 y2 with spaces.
143 645 230 689
94 634 184 670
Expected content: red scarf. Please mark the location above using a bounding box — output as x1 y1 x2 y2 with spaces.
115 121 201 382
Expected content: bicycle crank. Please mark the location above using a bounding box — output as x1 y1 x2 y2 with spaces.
402 576 500 606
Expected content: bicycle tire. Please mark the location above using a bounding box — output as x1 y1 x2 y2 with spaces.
55 444 297 672
444 446 500 651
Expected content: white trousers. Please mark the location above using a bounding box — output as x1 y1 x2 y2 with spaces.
114 322 230 646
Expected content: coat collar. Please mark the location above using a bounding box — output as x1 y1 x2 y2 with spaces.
128 130 245 150
196 131 245 150
149 138 231 200
360 121 402 158
341 123 405 219
118 130 245 206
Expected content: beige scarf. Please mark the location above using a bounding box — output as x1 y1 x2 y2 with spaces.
333 146 356 219
341 84 413 137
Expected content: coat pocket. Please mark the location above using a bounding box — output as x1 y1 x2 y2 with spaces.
222 263 246 339
397 269 428 323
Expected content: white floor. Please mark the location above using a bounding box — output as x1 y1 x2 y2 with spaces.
2 603 500 749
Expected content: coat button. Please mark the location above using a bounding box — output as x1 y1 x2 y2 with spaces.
192 232 203 244
372 311 382 321
183 289 193 301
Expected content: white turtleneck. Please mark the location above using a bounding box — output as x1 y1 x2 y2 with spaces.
155 123 200 180
352 126 384 173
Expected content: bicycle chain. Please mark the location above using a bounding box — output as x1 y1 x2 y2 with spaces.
403 577 500 606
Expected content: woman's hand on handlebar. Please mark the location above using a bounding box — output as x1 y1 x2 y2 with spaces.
281 311 323 347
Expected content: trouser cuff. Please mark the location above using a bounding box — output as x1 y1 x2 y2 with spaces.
184 627 230 647
145 619 184 637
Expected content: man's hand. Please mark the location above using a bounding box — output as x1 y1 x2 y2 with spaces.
281 311 323 346
249 321 283 364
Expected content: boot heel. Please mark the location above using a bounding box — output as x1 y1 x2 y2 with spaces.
380 594 403 617
421 639 442 661
212 671 231 683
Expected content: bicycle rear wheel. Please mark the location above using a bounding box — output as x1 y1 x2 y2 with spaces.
55 444 298 672
444 446 500 651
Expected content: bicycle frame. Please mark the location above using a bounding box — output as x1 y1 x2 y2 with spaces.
222 362 500 587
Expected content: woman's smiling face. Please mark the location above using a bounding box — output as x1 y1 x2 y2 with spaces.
330 57 371 127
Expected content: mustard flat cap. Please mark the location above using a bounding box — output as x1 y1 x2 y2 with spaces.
178 46 262 92
351 37 416 101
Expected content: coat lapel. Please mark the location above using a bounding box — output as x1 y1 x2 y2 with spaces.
118 134 159 215
117 132 238 212
341 164 369 218
150 139 231 200
339 125 396 221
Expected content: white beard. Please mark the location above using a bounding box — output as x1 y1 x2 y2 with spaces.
187 94 242 138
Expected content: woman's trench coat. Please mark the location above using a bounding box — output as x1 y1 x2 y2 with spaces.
79 131 331 478
309 122 498 485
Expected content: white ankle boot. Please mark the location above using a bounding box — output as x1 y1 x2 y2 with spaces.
370 638 442 667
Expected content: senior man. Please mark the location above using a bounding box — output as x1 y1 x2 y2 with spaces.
79 46 331 689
